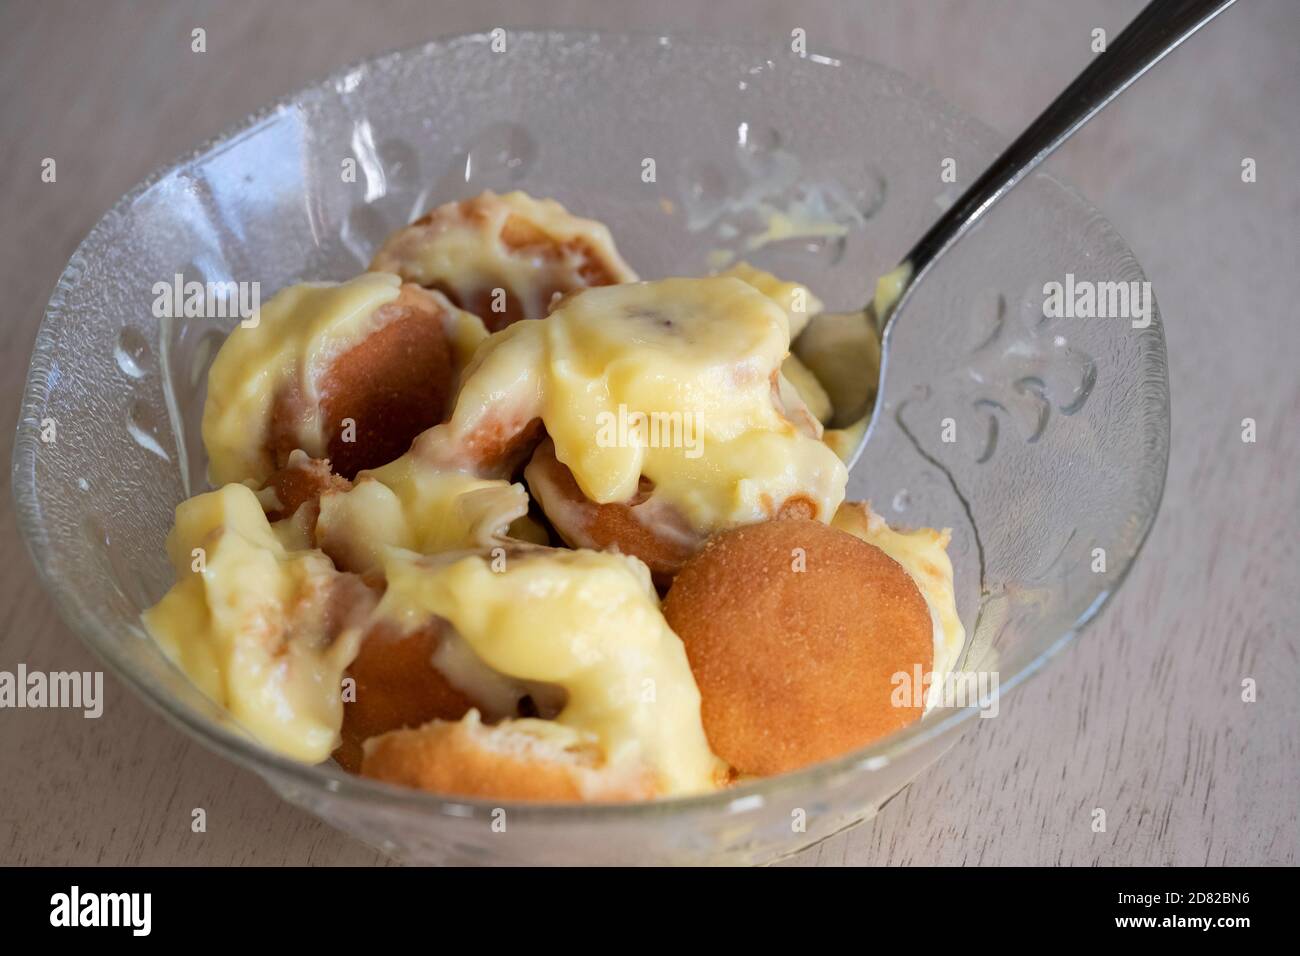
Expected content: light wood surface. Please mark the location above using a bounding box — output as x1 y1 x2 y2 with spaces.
1 0 1296 866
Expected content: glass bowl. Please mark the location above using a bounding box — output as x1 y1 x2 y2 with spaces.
11 30 1168 865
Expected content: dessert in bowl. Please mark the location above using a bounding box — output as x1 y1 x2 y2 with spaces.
12 31 1168 864
143 187 963 800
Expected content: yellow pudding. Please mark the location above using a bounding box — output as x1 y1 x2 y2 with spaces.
414 277 847 532
143 484 374 762
202 272 481 485
716 261 823 338
373 547 726 796
715 261 833 422
370 190 638 330
316 454 531 574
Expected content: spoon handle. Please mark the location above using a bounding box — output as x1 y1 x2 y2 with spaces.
899 0 1236 292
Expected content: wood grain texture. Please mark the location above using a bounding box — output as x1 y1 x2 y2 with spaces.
1 0 1295 866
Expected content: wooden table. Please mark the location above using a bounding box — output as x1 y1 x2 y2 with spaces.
2 0 1295 866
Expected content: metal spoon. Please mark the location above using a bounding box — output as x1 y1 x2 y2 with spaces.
844 0 1237 467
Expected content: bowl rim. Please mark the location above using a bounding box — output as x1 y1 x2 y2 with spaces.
11 27 1170 825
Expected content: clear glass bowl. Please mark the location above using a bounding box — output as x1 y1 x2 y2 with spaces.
11 30 1168 865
